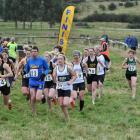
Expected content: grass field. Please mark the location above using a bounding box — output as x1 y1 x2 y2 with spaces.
0 22 140 140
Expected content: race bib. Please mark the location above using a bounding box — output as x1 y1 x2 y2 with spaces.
30 69 38 77
0 79 6 87
45 74 53 81
56 82 63 89
128 65 136 72
76 72 84 79
88 68 96 74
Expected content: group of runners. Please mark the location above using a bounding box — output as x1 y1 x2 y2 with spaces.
0 37 139 121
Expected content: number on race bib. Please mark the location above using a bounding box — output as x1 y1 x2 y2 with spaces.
30 69 38 77
128 65 136 72
45 74 52 81
56 82 63 89
88 68 96 74
76 72 83 79
0 79 6 87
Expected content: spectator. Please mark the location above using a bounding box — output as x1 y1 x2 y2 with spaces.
130 35 138 51
101 32 109 43
7 37 17 63
124 35 132 48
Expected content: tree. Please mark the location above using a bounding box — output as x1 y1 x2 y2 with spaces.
2 0 65 29
28 0 42 29
108 3 117 11
99 4 106 11
43 0 64 28
7 0 20 29
124 2 134 8
0 0 4 19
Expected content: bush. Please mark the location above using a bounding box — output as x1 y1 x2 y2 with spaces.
108 3 117 11
124 2 134 8
82 13 140 23
119 2 124 6
94 10 98 14
99 4 106 11
127 23 140 29
75 22 93 28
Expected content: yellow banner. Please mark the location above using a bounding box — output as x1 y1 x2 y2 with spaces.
58 6 75 54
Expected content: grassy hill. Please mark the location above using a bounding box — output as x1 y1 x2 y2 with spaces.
0 21 140 139
75 0 140 19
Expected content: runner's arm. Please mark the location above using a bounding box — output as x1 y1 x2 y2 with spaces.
15 59 24 78
52 67 57 83
9 59 15 73
136 58 140 65
67 66 77 84
1 63 13 78
122 58 128 69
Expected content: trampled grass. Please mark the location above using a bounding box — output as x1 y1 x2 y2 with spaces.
0 23 140 139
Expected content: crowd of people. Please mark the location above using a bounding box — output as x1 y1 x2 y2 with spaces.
0 36 139 122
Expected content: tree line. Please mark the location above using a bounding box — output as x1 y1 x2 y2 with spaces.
0 0 65 29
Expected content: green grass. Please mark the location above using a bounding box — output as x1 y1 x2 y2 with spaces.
0 23 140 139
0 21 140 47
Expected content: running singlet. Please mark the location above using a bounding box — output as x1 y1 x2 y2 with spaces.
126 58 137 75
45 61 53 82
0 62 8 87
56 65 72 90
25 57 49 85
97 55 106 75
86 56 98 75
7 42 17 59
22 58 29 79
73 63 84 84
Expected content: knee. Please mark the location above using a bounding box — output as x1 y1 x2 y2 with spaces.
36 96 42 101
30 93 35 100
63 102 69 107
22 89 27 95
87 87 92 92
79 93 84 99
22 92 27 96
48 95 53 100
92 87 96 91
131 84 136 88
98 83 103 88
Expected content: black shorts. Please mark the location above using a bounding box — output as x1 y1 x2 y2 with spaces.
44 81 54 89
0 85 10 95
9 57 16 63
86 75 98 84
73 82 85 91
125 73 137 80
57 89 71 97
22 78 29 87
97 74 105 84
9 76 15 85
131 47 136 51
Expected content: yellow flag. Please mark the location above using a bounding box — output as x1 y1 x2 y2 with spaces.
58 6 75 54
